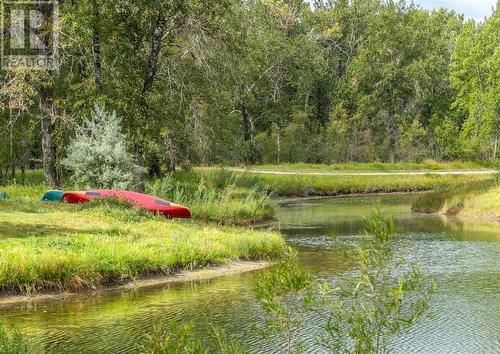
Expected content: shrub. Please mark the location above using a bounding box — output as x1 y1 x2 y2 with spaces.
62 104 145 189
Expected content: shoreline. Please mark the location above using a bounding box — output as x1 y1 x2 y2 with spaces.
274 190 428 203
0 260 270 308
412 209 500 224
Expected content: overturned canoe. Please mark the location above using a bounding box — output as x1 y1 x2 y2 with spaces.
62 189 191 219
41 190 64 202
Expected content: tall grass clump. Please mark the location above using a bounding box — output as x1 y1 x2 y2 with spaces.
141 320 245 354
252 173 490 197
0 321 30 354
147 170 274 225
248 160 492 172
412 177 499 216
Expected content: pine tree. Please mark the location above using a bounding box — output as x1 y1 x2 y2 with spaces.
62 104 145 189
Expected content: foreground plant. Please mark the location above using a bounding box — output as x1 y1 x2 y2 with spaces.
142 320 245 354
316 213 435 353
253 213 435 353
253 248 312 353
0 321 30 354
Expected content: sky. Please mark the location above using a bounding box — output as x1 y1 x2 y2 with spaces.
413 0 497 21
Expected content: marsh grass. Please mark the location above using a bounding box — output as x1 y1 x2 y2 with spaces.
241 160 492 173
250 173 490 197
0 197 284 295
412 176 500 218
0 321 30 354
148 170 274 225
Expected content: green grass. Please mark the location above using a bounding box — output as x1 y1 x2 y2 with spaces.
148 170 274 225
0 197 285 295
412 176 500 219
238 161 492 173
233 173 492 197
0 321 29 353
1 169 275 225
460 185 500 219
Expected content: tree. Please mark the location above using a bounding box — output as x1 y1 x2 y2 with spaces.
451 7 499 160
62 104 145 189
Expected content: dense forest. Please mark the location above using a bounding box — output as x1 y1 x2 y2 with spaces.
0 0 498 186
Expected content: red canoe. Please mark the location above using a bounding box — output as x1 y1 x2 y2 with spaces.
62 189 191 219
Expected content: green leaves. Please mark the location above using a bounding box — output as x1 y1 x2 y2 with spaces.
253 213 435 354
253 247 311 353
62 103 146 189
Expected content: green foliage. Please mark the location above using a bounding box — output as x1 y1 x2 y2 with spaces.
0 321 30 354
253 248 312 353
62 104 145 189
317 213 435 353
252 213 434 353
450 8 499 159
2 0 499 185
141 321 245 354
147 170 273 224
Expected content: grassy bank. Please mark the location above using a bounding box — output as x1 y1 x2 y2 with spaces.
226 172 491 197
239 161 492 173
412 177 500 221
146 170 273 225
0 197 284 295
1 169 274 225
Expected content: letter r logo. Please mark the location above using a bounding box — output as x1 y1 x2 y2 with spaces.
1 1 59 70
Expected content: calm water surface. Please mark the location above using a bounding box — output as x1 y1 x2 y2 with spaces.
1 194 499 353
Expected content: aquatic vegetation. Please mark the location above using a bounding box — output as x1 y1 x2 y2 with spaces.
141 321 245 354
0 321 30 354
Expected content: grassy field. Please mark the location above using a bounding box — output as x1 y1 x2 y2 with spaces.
238 161 493 173
412 177 500 220
0 197 284 295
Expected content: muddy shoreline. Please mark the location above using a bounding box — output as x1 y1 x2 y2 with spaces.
0 260 270 308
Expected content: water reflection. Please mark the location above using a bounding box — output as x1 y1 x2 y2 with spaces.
1 194 499 353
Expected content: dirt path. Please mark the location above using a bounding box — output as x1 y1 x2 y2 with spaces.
228 168 496 176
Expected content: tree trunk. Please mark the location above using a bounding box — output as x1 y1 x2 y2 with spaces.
134 10 168 189
38 2 59 186
9 110 15 179
165 134 176 173
388 118 397 163
40 85 59 186
92 0 103 90
134 145 146 193
493 133 498 160
241 94 256 164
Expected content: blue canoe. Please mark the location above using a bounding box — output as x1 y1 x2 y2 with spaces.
41 190 64 202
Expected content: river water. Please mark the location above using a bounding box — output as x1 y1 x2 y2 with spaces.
1 194 499 353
